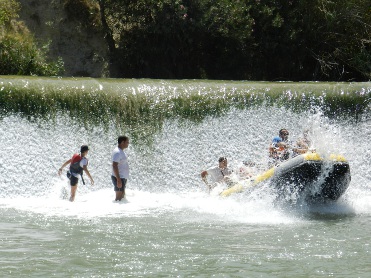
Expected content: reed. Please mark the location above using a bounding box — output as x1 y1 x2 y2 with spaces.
0 77 369 127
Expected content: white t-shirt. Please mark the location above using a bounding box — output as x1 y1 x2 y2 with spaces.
206 167 231 184
111 147 129 179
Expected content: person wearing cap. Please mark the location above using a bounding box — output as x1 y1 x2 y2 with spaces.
58 145 94 201
201 157 233 191
111 136 130 201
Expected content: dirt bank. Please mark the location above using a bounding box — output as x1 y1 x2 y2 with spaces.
18 0 109 77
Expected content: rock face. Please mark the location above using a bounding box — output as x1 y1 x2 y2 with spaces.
18 0 109 77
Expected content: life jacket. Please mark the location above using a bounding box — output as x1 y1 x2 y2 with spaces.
269 145 289 160
69 154 84 175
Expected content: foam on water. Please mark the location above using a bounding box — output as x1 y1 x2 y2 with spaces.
0 104 370 224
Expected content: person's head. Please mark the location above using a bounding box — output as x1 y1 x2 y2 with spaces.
279 129 289 140
218 157 228 169
118 135 129 149
80 145 89 156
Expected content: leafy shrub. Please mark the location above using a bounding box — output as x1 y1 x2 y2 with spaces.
0 0 64 76
63 0 101 28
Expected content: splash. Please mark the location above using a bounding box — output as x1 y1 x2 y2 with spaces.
0 78 370 222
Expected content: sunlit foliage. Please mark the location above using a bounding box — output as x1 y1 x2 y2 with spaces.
0 0 64 76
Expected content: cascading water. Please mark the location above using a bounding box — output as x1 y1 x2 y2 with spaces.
0 77 369 216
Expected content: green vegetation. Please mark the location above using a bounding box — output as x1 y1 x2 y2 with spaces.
0 0 370 81
97 0 371 81
0 77 369 126
63 0 101 28
0 0 64 76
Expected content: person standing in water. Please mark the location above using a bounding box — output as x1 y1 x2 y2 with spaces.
111 136 130 201
58 145 94 202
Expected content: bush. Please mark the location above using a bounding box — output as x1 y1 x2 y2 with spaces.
0 0 19 25
0 34 64 76
63 0 101 28
0 0 64 76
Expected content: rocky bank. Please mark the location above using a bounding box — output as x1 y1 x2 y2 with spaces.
18 0 109 77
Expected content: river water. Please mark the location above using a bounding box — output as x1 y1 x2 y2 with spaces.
0 77 370 277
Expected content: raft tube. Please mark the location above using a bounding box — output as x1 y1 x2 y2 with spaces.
220 152 351 202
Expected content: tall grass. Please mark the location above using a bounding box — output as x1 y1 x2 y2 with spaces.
0 77 369 128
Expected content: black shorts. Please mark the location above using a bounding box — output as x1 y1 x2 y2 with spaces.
70 175 78 186
111 176 127 192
